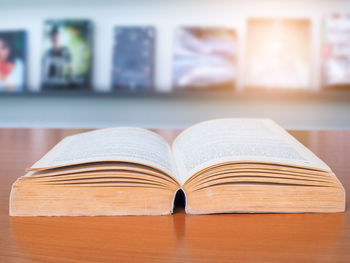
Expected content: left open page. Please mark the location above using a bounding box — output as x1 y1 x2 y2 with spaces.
28 127 178 180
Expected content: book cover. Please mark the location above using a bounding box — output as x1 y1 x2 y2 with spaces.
41 19 93 90
172 27 237 90
0 30 27 92
245 18 311 89
322 14 350 88
111 26 155 91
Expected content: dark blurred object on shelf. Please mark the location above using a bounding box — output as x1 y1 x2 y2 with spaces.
0 30 27 92
111 26 155 92
41 19 93 90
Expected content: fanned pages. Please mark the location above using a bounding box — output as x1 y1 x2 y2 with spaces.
172 119 330 185
10 119 345 216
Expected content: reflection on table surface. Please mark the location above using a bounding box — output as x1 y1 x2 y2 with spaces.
10 211 346 262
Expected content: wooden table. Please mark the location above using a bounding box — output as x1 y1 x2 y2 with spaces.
0 128 349 262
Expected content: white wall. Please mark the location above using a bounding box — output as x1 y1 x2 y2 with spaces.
0 0 349 92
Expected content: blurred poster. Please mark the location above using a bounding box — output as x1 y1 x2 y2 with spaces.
41 20 93 90
323 14 350 87
112 26 155 91
172 27 237 90
0 31 26 92
245 18 311 89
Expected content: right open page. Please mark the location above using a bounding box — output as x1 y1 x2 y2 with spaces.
172 118 345 214
172 118 330 185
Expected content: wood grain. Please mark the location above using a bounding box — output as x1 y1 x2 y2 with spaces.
0 128 349 262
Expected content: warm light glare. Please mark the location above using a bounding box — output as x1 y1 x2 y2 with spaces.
245 19 311 89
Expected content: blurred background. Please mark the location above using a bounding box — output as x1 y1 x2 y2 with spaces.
0 0 349 129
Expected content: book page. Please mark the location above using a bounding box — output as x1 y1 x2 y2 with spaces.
172 119 331 185
29 127 177 179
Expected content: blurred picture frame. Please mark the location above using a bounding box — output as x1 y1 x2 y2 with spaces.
172 26 237 91
41 19 93 90
111 26 155 92
245 18 312 90
322 13 350 89
0 30 27 92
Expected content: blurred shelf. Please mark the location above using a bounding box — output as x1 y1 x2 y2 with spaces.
0 89 350 102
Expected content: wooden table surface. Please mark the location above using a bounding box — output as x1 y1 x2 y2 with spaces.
0 128 349 262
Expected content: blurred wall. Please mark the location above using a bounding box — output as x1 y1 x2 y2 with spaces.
1 0 350 91
0 0 349 129
0 95 349 129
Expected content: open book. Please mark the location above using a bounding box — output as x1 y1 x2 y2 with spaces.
10 119 345 216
